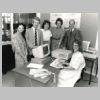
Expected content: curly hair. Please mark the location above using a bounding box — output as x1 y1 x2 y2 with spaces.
42 20 51 29
55 18 63 25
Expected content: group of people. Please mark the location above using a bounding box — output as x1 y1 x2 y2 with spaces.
12 16 85 87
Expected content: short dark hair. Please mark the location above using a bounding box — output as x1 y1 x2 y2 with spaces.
69 19 75 25
42 20 51 29
55 18 63 25
32 17 40 23
73 39 82 52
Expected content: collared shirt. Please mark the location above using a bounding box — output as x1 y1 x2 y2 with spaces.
41 29 52 41
69 28 74 32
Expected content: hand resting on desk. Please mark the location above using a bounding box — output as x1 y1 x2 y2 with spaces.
58 60 69 69
59 59 69 66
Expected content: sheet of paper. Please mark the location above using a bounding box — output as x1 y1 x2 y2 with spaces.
50 59 64 68
27 63 44 69
29 68 48 74
29 68 51 78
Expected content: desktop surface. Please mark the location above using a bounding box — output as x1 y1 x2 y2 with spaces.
12 49 97 87
13 67 52 83
13 59 60 87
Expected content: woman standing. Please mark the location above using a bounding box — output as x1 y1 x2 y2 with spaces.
41 20 52 49
51 18 65 50
12 23 27 68
57 40 85 87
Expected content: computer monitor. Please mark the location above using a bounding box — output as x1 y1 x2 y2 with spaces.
32 44 50 58
82 41 90 51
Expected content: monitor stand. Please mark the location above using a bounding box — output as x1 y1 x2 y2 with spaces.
31 56 51 65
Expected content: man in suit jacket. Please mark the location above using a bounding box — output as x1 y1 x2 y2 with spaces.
25 17 43 60
59 19 82 51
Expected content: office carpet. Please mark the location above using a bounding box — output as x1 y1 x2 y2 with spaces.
2 70 98 87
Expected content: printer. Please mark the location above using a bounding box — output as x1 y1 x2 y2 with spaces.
51 49 72 60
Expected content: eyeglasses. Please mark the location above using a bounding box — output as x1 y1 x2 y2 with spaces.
73 44 78 46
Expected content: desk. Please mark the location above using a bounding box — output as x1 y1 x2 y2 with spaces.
13 52 98 86
13 61 60 87
83 52 97 85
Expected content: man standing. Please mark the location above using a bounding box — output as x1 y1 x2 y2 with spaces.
59 19 82 51
25 17 43 61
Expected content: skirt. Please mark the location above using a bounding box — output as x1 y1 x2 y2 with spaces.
57 69 81 87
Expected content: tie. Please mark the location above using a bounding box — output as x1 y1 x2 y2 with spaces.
68 29 72 50
35 29 37 46
70 29 72 36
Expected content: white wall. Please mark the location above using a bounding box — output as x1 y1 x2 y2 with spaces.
95 32 98 51
80 13 98 48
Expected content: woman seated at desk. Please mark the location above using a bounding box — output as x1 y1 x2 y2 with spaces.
57 40 85 87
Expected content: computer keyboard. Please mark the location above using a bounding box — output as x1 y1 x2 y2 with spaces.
84 51 93 54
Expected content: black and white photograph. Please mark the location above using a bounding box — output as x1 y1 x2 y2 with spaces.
2 13 98 87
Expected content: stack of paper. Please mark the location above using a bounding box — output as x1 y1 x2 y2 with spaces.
27 63 44 69
29 68 51 79
27 63 52 78
50 59 64 68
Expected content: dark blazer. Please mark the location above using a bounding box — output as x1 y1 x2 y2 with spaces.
59 28 82 50
25 27 43 54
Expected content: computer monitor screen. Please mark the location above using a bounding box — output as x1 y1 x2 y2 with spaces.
43 45 49 55
32 44 50 58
